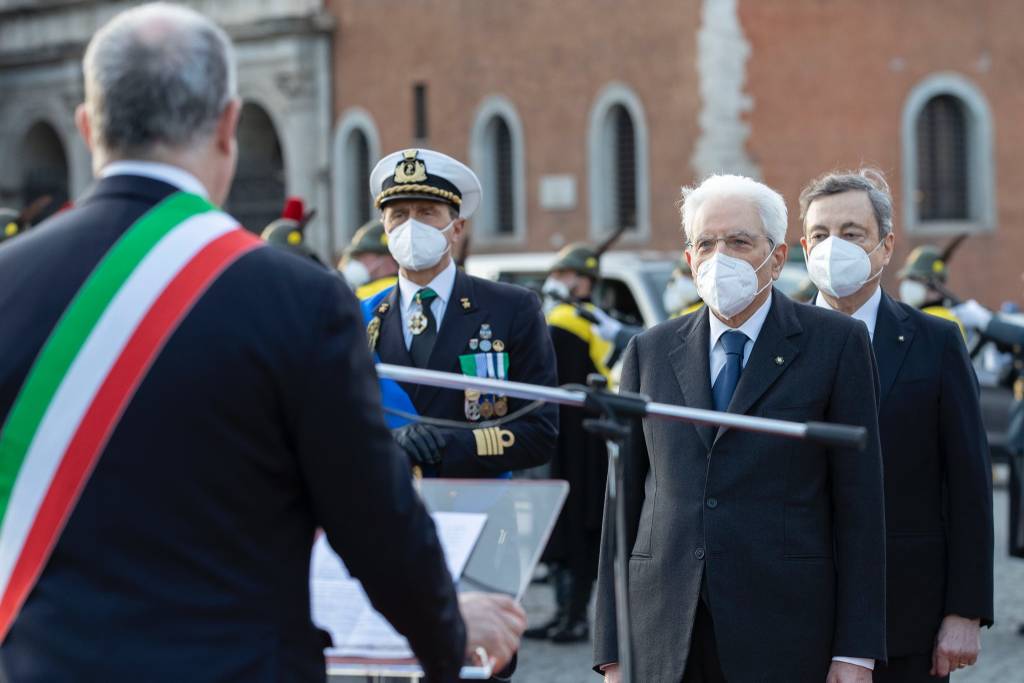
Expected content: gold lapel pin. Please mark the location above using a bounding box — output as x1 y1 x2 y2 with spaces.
774 356 785 366
897 335 905 343
461 297 471 310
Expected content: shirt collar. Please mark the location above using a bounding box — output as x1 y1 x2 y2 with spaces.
814 286 882 340
398 258 457 311
709 291 774 349
100 160 209 199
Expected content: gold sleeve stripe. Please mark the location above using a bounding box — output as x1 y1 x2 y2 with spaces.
473 427 516 456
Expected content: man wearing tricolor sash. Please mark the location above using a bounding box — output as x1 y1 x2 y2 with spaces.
0 5 524 681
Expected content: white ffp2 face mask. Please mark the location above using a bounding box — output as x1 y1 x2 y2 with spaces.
386 218 453 271
695 249 775 320
899 279 929 308
340 259 370 289
806 236 884 298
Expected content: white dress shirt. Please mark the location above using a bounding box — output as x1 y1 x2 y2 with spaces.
101 160 209 198
397 259 457 349
708 291 874 672
708 292 773 385
814 286 882 342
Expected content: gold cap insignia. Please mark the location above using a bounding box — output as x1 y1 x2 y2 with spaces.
394 150 428 184
473 427 516 456
585 257 598 268
287 231 302 245
4 222 17 237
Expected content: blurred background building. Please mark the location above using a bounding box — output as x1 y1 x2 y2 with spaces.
1 0 1021 304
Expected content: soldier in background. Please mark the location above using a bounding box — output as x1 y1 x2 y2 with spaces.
338 218 399 299
525 244 616 644
662 252 703 317
896 245 965 335
261 196 323 265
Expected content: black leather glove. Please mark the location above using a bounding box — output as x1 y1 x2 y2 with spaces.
391 423 447 466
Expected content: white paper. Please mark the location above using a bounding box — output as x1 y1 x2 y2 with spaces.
311 511 487 660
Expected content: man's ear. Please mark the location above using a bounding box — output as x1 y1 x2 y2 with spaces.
451 217 466 241
75 104 93 152
881 231 896 266
215 98 241 155
772 242 789 279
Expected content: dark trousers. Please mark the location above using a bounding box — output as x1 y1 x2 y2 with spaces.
873 655 947 682
682 600 726 683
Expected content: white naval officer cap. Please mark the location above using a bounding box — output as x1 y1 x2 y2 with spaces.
369 148 482 220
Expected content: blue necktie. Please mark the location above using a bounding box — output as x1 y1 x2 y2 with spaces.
712 330 748 412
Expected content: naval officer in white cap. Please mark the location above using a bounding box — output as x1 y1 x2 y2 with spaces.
364 148 558 480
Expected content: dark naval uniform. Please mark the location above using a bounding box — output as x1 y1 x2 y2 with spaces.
369 268 558 477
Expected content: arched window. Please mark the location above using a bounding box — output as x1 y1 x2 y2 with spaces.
20 121 68 222
226 102 285 234
902 74 995 233
588 83 649 240
916 95 968 221
469 97 526 241
332 108 381 247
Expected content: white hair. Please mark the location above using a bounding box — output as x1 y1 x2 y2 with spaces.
680 174 788 246
83 2 237 156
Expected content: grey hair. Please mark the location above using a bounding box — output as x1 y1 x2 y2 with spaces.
82 3 237 156
680 174 788 246
798 168 894 238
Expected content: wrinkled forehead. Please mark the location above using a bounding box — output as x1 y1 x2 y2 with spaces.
693 194 764 237
804 190 877 232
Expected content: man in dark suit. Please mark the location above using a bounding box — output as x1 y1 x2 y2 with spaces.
799 168 993 682
594 174 887 683
0 5 524 680
365 148 558 478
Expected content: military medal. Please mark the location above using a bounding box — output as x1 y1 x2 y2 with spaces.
495 396 508 417
469 338 479 351
479 324 493 340
366 317 381 351
479 340 492 352
480 399 494 419
493 340 505 352
465 400 481 421
409 311 428 335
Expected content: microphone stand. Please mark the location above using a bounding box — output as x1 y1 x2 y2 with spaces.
374 364 867 683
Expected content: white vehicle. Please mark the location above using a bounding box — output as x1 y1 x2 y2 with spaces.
465 250 811 329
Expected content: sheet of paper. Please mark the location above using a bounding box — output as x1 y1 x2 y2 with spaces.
311 511 487 660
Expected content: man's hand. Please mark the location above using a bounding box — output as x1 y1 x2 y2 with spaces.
826 661 872 683
601 662 620 683
459 592 526 672
589 306 624 341
952 299 993 331
391 423 446 466
931 614 981 677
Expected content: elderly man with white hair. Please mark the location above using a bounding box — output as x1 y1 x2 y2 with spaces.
593 175 886 683
0 3 524 681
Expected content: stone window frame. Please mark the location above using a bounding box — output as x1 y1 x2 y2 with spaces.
468 95 527 245
332 107 381 249
587 82 651 244
901 72 996 236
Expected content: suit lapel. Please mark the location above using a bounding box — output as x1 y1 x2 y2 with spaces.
416 270 485 405
668 307 716 451
374 287 416 394
873 290 914 404
717 291 801 440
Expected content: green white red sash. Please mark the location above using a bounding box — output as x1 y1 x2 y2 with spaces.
0 192 261 640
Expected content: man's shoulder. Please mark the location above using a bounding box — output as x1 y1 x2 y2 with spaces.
789 297 868 336
633 313 692 351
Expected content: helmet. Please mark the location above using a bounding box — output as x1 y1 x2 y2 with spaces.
550 242 600 280
0 208 21 245
261 197 317 260
897 245 947 283
345 219 389 257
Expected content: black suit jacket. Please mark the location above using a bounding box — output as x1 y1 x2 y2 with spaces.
0 175 465 682
593 291 887 682
873 291 993 656
374 271 557 476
